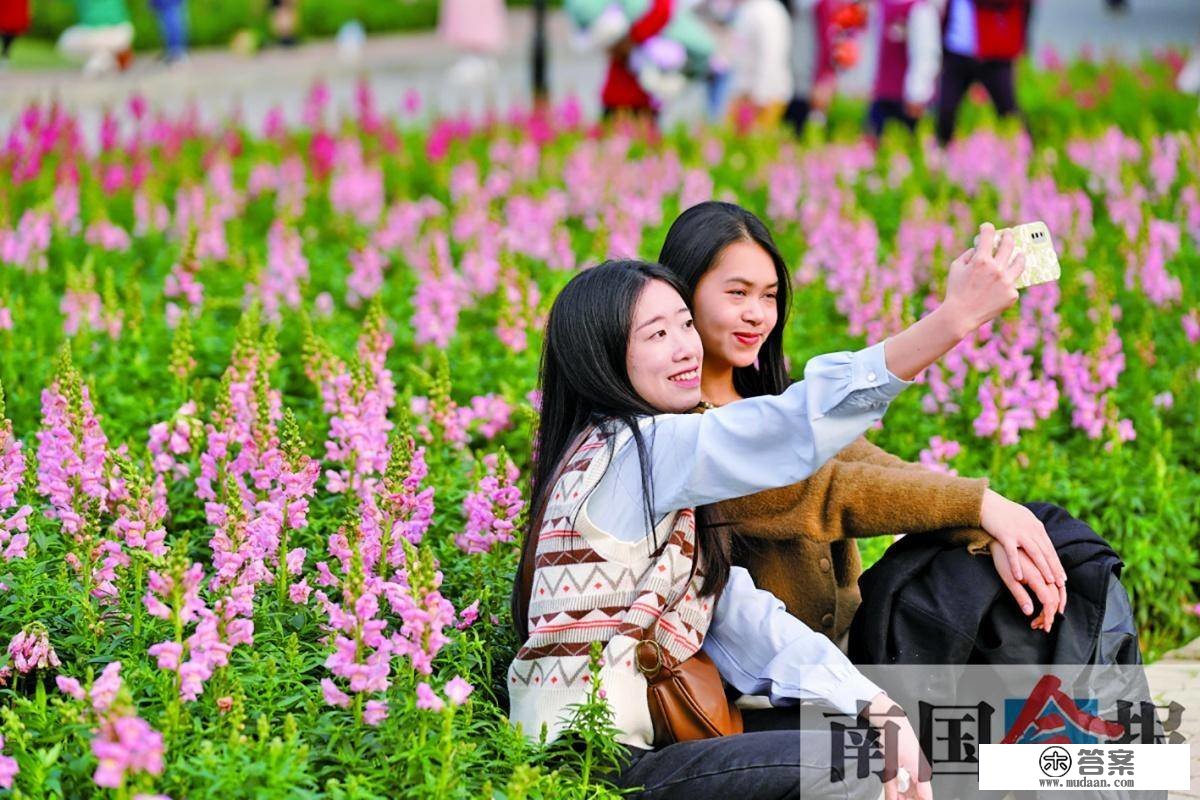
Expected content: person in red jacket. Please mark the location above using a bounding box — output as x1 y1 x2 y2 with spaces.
936 0 1032 144
0 0 30 64
602 0 674 119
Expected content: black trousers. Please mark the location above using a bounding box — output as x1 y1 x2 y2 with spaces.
867 99 918 139
608 707 885 800
935 50 1019 145
784 96 812 136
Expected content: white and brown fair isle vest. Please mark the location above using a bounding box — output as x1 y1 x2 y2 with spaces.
508 424 711 749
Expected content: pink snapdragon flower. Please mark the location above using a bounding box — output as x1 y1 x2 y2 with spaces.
0 392 31 560
918 436 962 476
0 735 17 789
148 401 201 480
346 245 388 307
253 220 309 320
444 676 474 707
7 623 61 673
36 364 112 536
455 453 524 555
92 715 164 789
415 682 444 712
84 220 132 252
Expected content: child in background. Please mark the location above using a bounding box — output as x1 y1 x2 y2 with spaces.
0 0 30 66
57 0 135 76
149 0 188 65
866 0 942 140
727 0 793 126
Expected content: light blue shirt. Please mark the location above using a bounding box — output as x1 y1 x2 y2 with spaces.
585 341 911 715
944 0 977 57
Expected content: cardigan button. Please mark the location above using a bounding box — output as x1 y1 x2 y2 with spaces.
819 557 831 572
821 613 835 628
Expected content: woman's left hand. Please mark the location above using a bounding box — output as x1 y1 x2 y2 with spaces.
979 489 1067 603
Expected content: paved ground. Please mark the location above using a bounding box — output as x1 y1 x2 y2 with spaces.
1156 637 1200 798
1 0 1199 135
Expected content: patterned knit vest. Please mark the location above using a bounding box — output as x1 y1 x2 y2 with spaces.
507 424 711 749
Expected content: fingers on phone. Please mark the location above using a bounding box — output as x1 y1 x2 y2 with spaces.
1005 252 1026 284
995 230 1015 266
977 223 996 257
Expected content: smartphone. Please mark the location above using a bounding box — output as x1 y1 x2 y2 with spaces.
975 221 1061 289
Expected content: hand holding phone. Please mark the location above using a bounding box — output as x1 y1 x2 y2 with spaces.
975 221 1061 289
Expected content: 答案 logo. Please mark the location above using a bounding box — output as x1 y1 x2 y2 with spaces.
1039 745 1072 777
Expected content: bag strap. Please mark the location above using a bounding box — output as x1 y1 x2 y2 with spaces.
516 428 593 637
635 546 700 676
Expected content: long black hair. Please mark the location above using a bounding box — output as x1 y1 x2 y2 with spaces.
511 260 732 642
657 201 792 399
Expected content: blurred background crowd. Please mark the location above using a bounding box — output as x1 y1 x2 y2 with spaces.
0 0 1198 140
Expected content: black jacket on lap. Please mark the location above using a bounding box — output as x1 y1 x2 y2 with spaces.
848 502 1140 666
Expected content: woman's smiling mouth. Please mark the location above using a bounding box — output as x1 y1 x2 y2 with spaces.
668 368 700 387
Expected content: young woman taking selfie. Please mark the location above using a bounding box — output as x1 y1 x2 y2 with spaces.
656 201 1142 671
508 232 1028 798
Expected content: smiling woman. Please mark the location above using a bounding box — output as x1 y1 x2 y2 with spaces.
657 201 1144 678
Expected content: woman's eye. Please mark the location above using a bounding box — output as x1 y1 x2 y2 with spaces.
765 293 777 301
684 318 694 328
652 330 667 339
728 290 746 297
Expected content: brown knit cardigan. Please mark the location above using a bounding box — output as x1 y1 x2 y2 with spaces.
702 429 994 643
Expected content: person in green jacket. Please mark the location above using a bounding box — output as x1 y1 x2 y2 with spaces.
57 0 134 76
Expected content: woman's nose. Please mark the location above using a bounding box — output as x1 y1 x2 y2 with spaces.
743 299 765 323
672 329 701 362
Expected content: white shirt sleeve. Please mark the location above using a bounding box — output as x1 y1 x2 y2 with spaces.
586 341 912 539
904 1 943 107
702 566 883 714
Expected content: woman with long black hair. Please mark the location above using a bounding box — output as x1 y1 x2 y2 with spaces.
656 201 1142 672
657 201 1068 647
508 242 1026 797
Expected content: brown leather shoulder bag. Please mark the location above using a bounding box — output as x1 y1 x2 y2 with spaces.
634 589 743 748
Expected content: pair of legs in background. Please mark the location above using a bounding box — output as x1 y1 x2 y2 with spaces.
867 51 1019 142
935 50 1020 145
